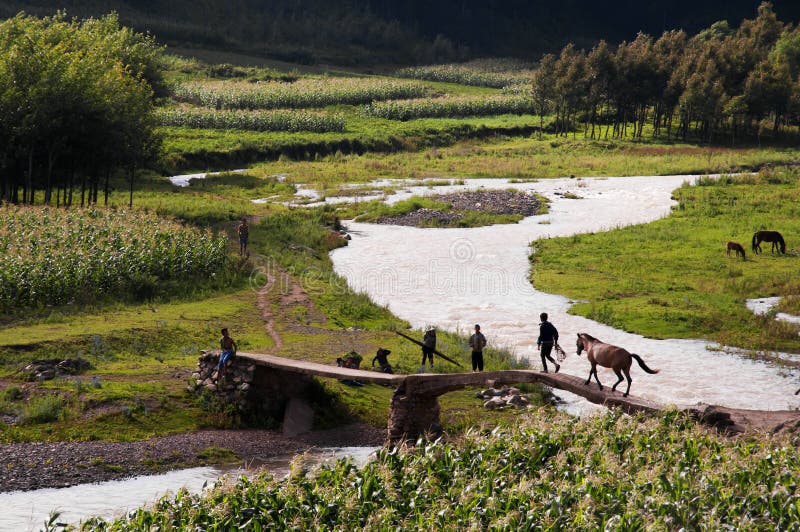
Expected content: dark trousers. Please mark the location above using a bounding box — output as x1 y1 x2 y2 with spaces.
540 343 557 370
421 347 434 366
472 351 484 372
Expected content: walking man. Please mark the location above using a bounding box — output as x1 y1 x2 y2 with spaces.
421 327 436 368
237 218 249 256
469 324 487 372
537 312 559 373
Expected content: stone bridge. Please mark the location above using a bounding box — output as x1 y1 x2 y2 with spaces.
192 352 768 441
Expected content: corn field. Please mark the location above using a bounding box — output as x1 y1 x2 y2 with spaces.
172 78 430 110
0 206 229 308
156 108 345 132
363 95 534 121
83 411 800 530
395 61 534 88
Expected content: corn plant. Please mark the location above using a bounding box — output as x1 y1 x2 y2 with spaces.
172 78 430 110
362 95 534 121
83 410 800 530
0 206 229 308
157 108 345 132
395 59 534 88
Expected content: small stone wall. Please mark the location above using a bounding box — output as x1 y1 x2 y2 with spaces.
190 352 316 430
190 352 256 410
388 390 442 442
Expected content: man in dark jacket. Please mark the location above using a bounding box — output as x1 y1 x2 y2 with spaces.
468 324 487 372
537 312 560 373
421 328 436 368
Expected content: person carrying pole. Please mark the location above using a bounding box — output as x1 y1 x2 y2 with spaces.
421 327 436 368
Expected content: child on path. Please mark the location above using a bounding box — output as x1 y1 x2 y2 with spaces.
237 218 249 256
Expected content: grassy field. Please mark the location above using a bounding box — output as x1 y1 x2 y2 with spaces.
531 169 800 352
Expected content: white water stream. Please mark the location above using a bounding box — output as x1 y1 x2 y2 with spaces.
1 446 377 531
331 175 800 413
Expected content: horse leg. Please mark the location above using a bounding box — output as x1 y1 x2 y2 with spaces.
611 368 624 392
622 369 632 397
591 365 603 390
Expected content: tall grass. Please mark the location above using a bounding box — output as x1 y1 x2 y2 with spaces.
173 78 430 110
0 206 229 309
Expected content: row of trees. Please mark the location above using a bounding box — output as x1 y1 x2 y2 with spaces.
0 12 165 206
531 2 800 144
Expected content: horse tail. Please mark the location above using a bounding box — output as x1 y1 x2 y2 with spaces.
630 353 659 374
751 232 758 252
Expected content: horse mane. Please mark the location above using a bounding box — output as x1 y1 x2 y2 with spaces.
578 332 599 342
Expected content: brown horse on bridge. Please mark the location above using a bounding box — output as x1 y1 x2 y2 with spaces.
576 333 659 397
752 230 786 254
726 241 746 260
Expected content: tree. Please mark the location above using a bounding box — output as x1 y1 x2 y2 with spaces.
0 12 163 205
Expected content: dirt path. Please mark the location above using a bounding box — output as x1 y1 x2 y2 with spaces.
256 269 284 351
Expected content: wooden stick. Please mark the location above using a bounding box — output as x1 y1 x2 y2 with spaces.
393 330 464 368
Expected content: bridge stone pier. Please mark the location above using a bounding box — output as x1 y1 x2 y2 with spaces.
193 352 775 442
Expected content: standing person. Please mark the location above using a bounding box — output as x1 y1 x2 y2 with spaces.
421 327 436 368
468 324 486 372
537 312 560 373
216 327 238 380
237 218 249 256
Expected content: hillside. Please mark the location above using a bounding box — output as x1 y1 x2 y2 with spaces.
2 0 800 65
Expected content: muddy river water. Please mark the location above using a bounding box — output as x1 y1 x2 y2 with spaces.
331 175 800 413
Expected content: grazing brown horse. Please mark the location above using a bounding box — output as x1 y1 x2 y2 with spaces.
726 241 746 260
752 230 786 254
576 333 659 397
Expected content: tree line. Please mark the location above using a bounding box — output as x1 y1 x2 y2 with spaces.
0 12 164 206
531 2 800 144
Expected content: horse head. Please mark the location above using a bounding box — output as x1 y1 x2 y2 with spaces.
576 333 584 356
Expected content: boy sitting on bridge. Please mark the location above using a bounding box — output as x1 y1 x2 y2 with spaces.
215 328 237 381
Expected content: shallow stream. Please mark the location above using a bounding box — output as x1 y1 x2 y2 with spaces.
330 175 800 413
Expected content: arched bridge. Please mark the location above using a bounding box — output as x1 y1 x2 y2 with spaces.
201 352 791 441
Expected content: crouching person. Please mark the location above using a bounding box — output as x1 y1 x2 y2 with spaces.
372 348 393 374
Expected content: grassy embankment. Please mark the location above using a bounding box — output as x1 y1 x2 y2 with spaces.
532 169 800 354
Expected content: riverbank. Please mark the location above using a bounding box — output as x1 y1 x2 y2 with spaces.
0 423 384 493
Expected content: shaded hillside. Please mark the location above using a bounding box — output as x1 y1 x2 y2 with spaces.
1 1 799 64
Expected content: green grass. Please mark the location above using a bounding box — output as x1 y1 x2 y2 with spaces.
531 169 800 352
239 136 800 194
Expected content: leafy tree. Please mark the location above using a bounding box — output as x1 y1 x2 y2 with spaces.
0 12 163 205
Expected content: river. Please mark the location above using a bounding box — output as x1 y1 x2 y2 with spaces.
330 175 800 413
0 447 377 531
